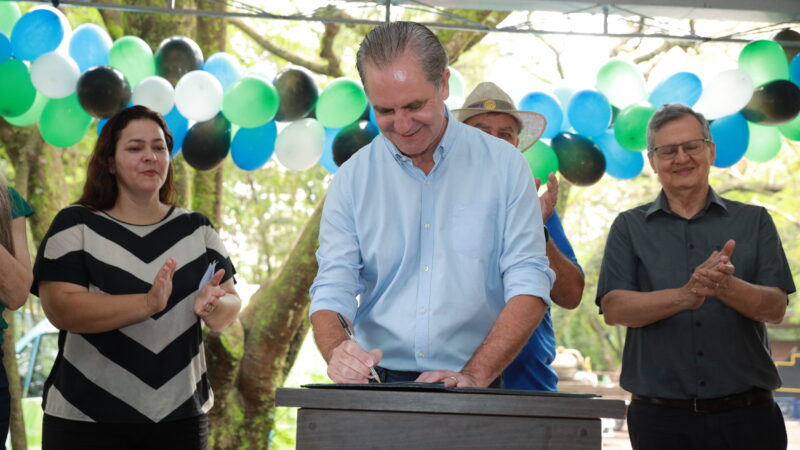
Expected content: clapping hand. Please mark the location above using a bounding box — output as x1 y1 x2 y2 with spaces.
194 269 226 317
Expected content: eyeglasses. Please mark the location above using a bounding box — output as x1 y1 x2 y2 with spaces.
650 138 710 159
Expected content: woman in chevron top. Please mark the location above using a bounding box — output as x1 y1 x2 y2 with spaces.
32 105 242 449
0 173 34 445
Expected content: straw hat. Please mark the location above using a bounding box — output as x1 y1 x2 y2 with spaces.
453 82 546 151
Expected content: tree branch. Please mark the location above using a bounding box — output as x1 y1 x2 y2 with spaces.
230 18 343 77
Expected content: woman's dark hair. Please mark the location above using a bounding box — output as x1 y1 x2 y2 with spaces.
78 105 175 210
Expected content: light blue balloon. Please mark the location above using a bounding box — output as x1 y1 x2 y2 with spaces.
518 92 563 139
231 120 277 170
165 106 189 157
0 33 10 63
649 72 702 108
710 112 749 168
203 53 241 91
552 86 573 132
790 54 800 86
567 90 611 138
594 130 643 179
319 126 342 174
10 9 64 61
70 23 112 73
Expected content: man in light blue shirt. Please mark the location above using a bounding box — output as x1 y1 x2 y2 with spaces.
309 21 555 388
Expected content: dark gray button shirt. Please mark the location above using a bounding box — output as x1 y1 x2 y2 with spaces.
596 188 796 399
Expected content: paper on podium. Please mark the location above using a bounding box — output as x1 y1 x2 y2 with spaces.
302 382 597 398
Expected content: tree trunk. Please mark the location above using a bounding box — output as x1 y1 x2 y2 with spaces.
211 201 323 449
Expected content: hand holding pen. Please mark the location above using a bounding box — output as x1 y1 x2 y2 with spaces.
337 313 382 383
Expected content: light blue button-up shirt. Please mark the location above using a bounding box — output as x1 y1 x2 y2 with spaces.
310 109 554 372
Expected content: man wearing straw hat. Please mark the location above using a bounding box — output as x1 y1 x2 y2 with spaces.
454 82 585 391
310 22 555 388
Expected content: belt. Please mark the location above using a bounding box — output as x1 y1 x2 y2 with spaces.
632 388 773 413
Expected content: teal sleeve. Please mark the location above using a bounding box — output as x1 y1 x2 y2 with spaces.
8 186 34 219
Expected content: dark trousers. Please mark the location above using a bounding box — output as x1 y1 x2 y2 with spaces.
42 414 209 450
372 366 504 388
627 398 787 450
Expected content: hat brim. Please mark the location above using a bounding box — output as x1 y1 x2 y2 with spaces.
453 108 547 152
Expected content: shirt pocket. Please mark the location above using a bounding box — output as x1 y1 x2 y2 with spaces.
450 201 497 258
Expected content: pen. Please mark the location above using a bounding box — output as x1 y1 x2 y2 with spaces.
337 312 381 383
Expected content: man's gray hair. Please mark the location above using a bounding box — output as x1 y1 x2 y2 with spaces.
356 21 448 90
646 104 712 151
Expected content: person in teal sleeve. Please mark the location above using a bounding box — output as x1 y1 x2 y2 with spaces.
0 176 34 444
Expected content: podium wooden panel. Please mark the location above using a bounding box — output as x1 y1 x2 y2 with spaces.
276 387 626 449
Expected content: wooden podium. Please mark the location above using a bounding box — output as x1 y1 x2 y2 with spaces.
276 386 626 449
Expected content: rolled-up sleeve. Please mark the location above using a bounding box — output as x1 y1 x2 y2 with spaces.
309 172 364 321
499 154 554 306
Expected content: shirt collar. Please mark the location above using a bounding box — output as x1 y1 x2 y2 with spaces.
645 186 728 218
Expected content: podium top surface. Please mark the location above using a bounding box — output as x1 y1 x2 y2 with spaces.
275 386 626 419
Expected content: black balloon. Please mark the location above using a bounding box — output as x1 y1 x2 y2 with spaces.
182 113 231 171
333 121 379 167
551 132 606 186
76 66 131 118
155 36 204 85
273 67 319 121
773 28 800 64
741 79 800 125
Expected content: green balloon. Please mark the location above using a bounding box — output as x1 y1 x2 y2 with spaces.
524 140 559 181
3 91 47 126
39 94 92 147
738 40 790 88
596 60 647 108
614 102 655 151
316 78 368 128
0 2 21 36
222 75 279 128
109 36 155 89
449 66 465 98
778 113 800 141
745 122 782 162
0 59 36 117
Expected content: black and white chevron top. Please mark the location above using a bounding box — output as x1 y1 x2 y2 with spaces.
31 205 236 424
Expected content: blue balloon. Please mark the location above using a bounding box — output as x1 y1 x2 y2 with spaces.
69 24 112 73
790 55 800 86
203 53 241 91
96 118 108 136
0 33 10 63
10 9 64 61
367 105 379 130
649 72 702 108
231 121 277 170
165 107 189 157
710 112 749 168
594 130 644 179
518 92 563 139
567 90 611 138
319 126 342 174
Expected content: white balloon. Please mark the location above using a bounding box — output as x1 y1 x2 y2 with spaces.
133 76 175 115
694 69 753 120
274 118 325 171
29 5 72 55
174 70 223 122
30 51 79 98
444 96 465 111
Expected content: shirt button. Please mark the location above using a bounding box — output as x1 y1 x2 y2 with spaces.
419 308 426 314
424 223 431 229
423 265 430 272
418 352 424 358
697 350 704 356
699 380 706 387
689 244 694 249
695 321 702 327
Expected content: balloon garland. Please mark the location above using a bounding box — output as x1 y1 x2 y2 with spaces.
0 4 799 180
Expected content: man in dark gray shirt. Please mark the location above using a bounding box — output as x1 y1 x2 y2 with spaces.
597 104 795 450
